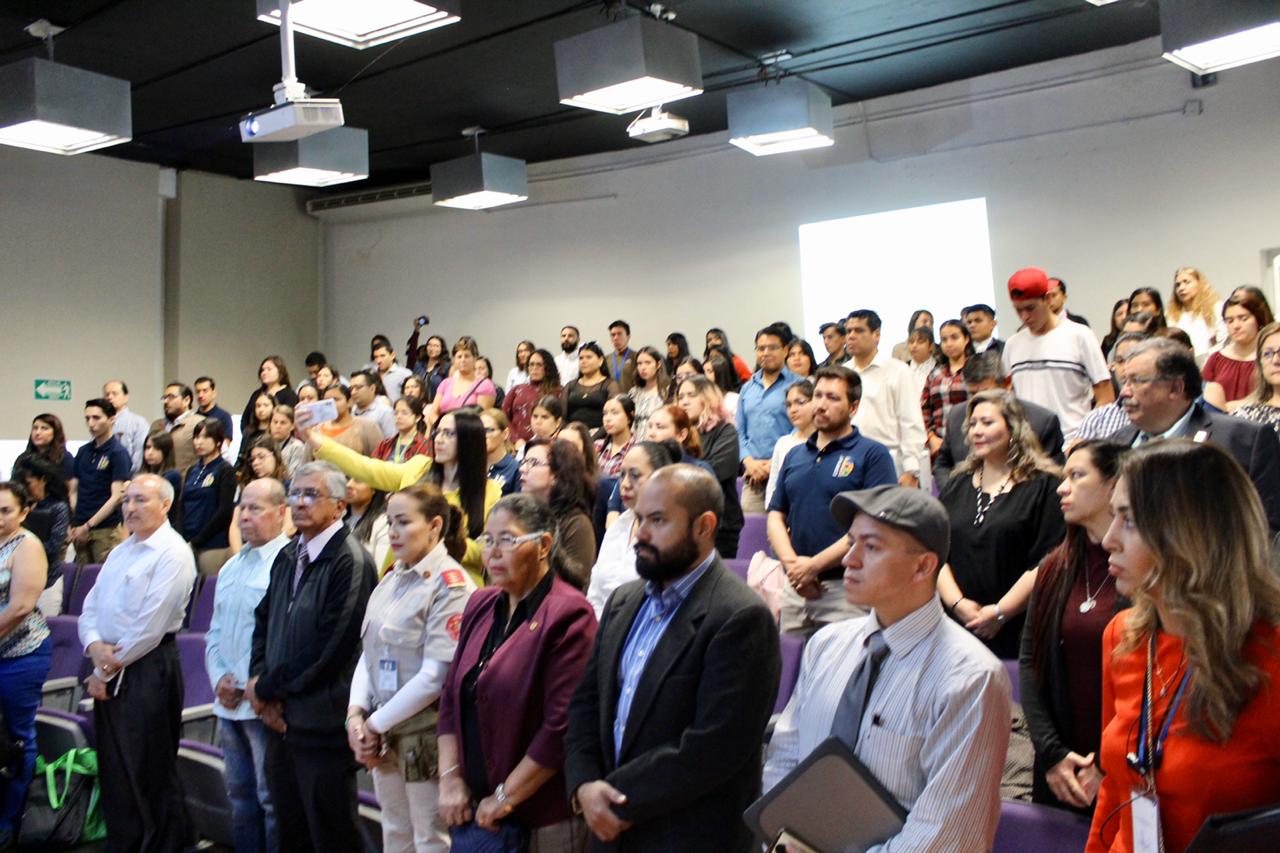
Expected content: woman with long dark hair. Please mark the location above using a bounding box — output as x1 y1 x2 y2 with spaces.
15 414 74 490
308 409 501 583
562 342 619 431
1019 440 1127 813
503 348 562 447
664 333 690 377
1126 288 1167 333
627 346 669 439
177 418 237 576
374 396 433 463
704 328 752 382
1089 440 1280 851
518 438 597 588
345 477 391 570
527 395 565 444
139 431 183 503
1099 299 1130 358
921 319 975 457
240 355 298 434
675 376 744 558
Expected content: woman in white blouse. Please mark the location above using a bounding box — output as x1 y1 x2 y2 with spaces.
1166 266 1225 357
346 483 477 853
584 442 678 617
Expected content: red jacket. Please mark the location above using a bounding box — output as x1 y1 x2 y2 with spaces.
438 575 597 827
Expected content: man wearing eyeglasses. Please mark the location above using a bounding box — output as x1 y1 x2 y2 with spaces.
738 323 800 513
150 381 204 471
1112 337 1280 531
247 461 377 853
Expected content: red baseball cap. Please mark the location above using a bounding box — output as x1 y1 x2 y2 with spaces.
1008 267 1050 300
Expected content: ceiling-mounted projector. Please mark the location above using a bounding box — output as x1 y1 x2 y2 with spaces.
240 98 343 143
627 108 688 143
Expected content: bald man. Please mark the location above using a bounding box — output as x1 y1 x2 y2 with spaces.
79 474 198 851
566 465 781 852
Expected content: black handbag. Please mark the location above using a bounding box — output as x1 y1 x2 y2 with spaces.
17 748 106 850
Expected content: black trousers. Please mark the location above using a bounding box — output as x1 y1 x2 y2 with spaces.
264 729 361 853
94 637 189 853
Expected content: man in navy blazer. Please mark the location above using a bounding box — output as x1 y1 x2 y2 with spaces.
1111 337 1280 531
565 465 781 851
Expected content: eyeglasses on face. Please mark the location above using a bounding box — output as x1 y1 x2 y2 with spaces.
287 488 332 504
478 531 545 551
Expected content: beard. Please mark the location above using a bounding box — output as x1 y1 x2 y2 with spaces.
634 532 700 583
561 340 578 353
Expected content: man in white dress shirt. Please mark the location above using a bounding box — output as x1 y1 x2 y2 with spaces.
763 485 1010 852
843 310 929 489
79 473 198 852
205 478 290 853
555 325 581 384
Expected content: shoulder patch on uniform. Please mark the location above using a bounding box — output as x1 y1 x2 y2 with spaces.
446 613 462 641
442 568 467 588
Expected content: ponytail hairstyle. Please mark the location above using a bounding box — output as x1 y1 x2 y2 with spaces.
398 482 467 563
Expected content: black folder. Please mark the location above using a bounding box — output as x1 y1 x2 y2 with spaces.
744 737 908 853
1186 803 1280 852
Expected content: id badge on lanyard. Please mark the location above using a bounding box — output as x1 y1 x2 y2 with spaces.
1125 633 1190 853
378 658 398 693
1131 789 1162 853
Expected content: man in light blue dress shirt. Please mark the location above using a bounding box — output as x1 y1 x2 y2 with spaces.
206 478 290 853
737 324 800 513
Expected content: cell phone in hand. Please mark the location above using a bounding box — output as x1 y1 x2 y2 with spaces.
300 398 338 429
416 315 429 327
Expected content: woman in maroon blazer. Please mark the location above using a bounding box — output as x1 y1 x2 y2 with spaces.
437 493 597 848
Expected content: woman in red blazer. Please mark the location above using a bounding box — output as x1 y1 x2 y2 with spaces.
437 493 597 848
1089 440 1280 852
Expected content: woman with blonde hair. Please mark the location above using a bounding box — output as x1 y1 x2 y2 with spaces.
1234 321 1280 433
937 389 1065 659
675 375 743 557
1088 440 1280 852
1167 266 1225 356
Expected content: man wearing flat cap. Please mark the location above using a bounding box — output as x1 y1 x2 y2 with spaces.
762 485 1011 852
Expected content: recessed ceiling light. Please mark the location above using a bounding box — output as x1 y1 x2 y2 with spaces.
257 0 460 49
555 17 702 115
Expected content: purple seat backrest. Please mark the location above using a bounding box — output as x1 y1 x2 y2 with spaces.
176 633 214 708
1005 659 1021 705
735 514 769 560
724 558 750 581
774 633 804 714
46 615 85 680
992 800 1092 853
187 576 217 632
37 708 95 748
66 565 100 615
180 738 223 760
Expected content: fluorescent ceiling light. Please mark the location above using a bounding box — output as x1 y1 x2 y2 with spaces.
431 151 527 210
555 17 702 115
1084 0 1122 5
727 78 835 157
0 58 131 155
257 0 460 49
1159 0 1280 74
253 126 368 187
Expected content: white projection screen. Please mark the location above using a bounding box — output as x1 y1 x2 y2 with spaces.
798 197 997 350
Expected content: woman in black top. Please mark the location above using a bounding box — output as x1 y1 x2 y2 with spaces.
1019 440 1127 813
240 355 298 433
16 414 75 490
11 454 70 614
177 419 237 576
562 342 619 432
675 376 744 558
664 333 690 377
937 390 1065 660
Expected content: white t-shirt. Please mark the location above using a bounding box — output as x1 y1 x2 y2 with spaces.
1002 321 1110 440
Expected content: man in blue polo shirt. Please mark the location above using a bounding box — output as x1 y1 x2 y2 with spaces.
70 398 133 564
767 366 897 637
737 323 799 513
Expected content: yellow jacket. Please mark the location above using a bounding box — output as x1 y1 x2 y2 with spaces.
314 438 501 584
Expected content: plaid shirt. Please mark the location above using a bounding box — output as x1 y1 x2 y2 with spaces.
373 432 433 463
921 362 970 438
1073 401 1131 442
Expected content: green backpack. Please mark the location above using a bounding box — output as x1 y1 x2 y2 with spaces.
18 748 107 849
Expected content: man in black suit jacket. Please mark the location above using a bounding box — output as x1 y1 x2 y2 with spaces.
565 465 782 852
933 351 1065 485
247 462 377 853
1111 338 1280 531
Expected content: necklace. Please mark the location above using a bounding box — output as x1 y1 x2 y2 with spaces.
1079 556 1114 613
973 466 1011 527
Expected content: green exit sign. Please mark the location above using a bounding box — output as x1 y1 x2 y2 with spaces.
34 379 72 401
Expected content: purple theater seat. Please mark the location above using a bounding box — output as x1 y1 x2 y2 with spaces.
66 564 100 615
992 800 1092 853
1005 659 1021 705
774 633 804 714
187 576 217 632
724 558 750 581
59 563 80 613
177 633 214 709
35 708 94 760
178 739 235 847
45 615 84 681
735 514 769 560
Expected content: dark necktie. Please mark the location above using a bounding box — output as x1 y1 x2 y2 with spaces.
292 546 310 598
830 630 890 748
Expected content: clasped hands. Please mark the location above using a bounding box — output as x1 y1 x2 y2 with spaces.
346 713 383 771
576 780 633 843
953 598 1004 639
84 641 124 701
781 555 823 600
244 676 287 734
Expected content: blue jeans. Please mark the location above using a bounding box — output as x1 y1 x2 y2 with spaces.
0 637 53 833
218 717 278 853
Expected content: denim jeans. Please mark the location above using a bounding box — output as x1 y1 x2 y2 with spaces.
0 637 53 833
218 717 277 853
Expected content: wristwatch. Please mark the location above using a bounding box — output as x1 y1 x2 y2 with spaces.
494 783 509 810
994 603 1006 623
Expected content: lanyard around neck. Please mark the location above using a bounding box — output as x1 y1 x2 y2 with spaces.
1129 631 1191 780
